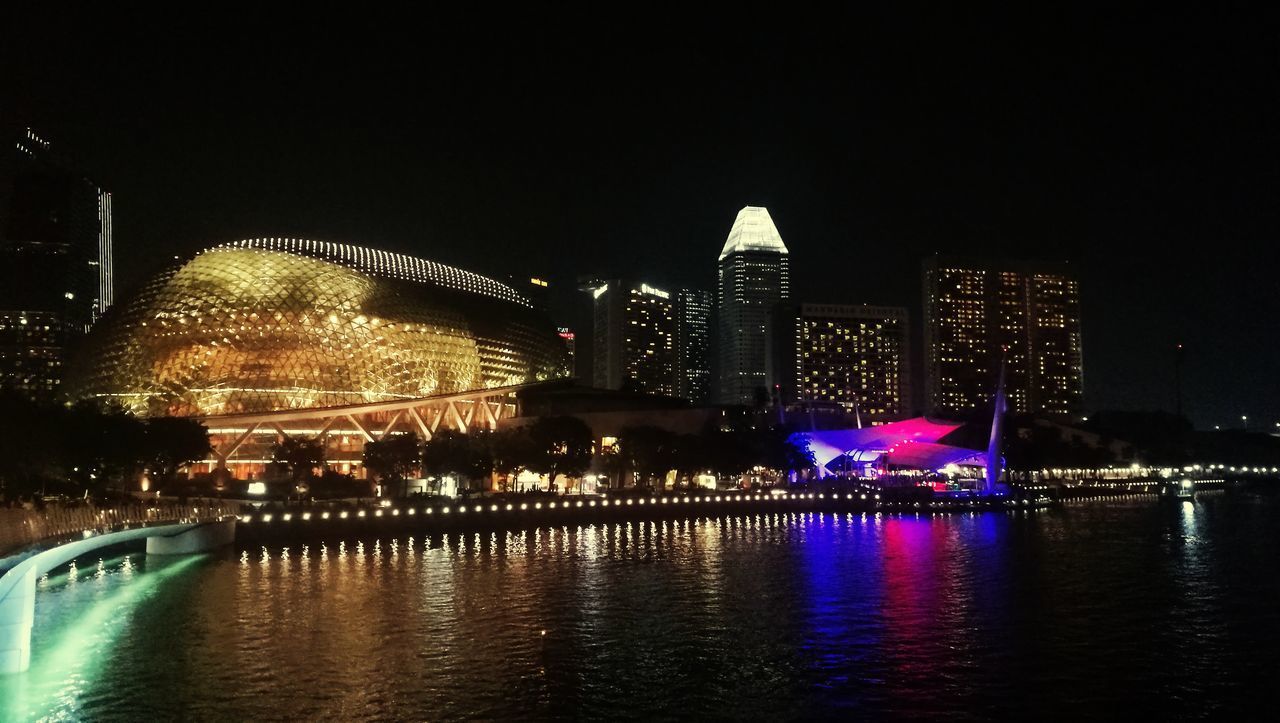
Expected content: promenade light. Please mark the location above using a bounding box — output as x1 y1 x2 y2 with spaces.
282 513 291 521
262 514 272 522
302 512 312 520
408 508 416 515
322 512 331 519
507 504 514 511
521 503 528 510
339 511 349 519
535 503 543 509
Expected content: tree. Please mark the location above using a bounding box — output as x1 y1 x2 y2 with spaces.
362 433 421 498
526 416 593 492
617 425 678 489
595 444 628 490
59 400 147 493
671 433 708 488
0 390 64 497
706 427 755 482
759 427 815 476
422 429 493 495
487 428 537 490
270 437 326 484
142 417 212 483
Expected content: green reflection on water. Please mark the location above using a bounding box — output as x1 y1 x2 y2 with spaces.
1 552 204 722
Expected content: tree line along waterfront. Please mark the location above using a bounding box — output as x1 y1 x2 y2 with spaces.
3 391 1279 508
0 392 816 503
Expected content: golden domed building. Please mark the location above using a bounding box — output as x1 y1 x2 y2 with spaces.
67 238 570 478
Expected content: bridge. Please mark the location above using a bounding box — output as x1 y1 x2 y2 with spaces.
0 503 238 674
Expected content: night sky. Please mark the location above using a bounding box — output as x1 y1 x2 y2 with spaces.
2 7 1276 429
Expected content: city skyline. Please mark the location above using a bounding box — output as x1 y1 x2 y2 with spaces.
2 10 1279 720
1 8 1277 428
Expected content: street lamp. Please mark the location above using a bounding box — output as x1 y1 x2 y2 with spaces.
1241 415 1248 431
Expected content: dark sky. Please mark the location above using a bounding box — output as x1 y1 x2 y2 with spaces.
2 7 1277 429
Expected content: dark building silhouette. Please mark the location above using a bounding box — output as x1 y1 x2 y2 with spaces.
0 128 113 400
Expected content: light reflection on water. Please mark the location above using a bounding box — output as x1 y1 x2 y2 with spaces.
5 494 1279 719
1 553 204 722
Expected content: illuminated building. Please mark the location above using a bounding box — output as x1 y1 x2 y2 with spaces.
0 128 113 399
923 256 1083 417
587 279 677 396
557 326 576 369
769 303 910 422
717 206 789 405
675 288 713 403
65 238 570 477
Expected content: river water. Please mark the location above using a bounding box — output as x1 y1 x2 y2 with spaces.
4 491 1278 720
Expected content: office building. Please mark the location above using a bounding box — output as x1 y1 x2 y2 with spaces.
716 206 789 405
769 303 910 422
588 279 677 396
923 256 1083 417
0 128 113 399
674 288 713 404
557 326 576 370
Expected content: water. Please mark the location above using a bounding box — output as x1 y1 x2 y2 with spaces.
5 492 1278 720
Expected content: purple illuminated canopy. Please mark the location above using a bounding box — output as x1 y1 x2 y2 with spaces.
794 417 987 475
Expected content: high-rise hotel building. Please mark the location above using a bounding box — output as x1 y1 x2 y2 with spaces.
0 128 113 400
716 206 789 405
768 303 910 422
588 279 678 396
923 256 1083 417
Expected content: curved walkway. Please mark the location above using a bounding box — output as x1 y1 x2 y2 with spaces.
0 505 237 674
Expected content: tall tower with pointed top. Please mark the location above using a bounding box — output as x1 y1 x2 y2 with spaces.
716 206 790 405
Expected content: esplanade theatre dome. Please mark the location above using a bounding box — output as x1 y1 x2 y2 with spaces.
66 238 570 417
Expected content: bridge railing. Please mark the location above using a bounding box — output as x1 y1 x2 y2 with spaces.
0 501 240 558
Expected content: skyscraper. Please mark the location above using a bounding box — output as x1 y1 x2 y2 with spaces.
716 206 790 405
769 303 910 423
923 256 1083 417
674 288 713 404
0 128 113 399
557 326 576 371
588 279 677 396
